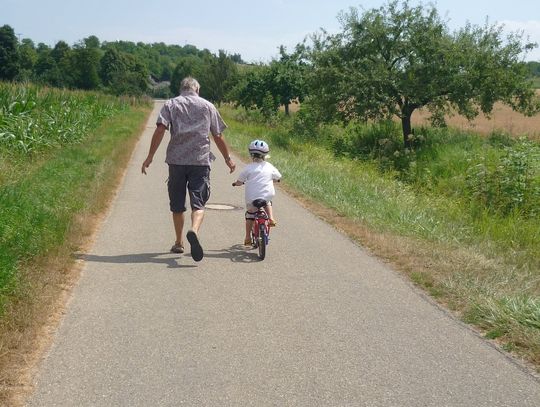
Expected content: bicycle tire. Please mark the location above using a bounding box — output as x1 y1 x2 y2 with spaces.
258 223 266 260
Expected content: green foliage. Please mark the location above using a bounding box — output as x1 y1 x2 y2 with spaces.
71 43 102 90
230 46 307 116
0 83 125 155
168 50 239 103
100 48 148 96
466 139 540 217
16 38 37 81
170 55 205 95
307 0 540 146
0 83 149 314
526 61 540 77
0 25 20 80
201 50 239 103
5 27 243 98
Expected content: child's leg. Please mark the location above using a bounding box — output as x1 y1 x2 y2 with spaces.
266 203 276 226
245 219 253 244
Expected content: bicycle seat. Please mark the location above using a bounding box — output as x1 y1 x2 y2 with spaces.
252 198 267 208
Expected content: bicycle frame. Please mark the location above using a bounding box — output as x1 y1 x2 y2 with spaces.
250 200 270 260
251 208 270 245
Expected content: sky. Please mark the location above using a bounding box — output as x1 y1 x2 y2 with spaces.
2 0 540 62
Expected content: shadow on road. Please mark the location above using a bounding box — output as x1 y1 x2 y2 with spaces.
76 245 260 267
76 252 194 269
204 244 261 263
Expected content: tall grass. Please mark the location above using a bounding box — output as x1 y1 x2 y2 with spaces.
221 105 540 367
0 82 150 314
0 83 129 155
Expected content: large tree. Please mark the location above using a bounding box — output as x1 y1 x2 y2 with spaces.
71 40 101 90
0 25 20 80
201 50 238 104
309 0 539 146
17 38 37 81
230 46 307 116
269 45 307 115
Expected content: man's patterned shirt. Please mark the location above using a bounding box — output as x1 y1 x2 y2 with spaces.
157 90 227 166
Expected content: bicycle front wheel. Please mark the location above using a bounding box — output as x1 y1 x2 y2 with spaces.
257 223 266 260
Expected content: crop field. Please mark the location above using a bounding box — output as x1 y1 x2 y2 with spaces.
413 97 540 140
0 82 150 312
284 94 540 140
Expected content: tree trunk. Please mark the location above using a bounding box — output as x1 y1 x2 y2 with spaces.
284 103 290 115
400 106 415 148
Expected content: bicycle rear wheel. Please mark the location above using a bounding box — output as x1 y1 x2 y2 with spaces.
257 224 266 260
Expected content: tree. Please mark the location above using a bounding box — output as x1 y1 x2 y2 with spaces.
201 50 238 104
170 55 204 95
51 41 74 87
269 45 307 115
0 24 20 80
309 0 540 147
230 65 278 115
34 43 62 86
72 41 101 90
17 38 37 81
84 35 100 49
100 48 148 95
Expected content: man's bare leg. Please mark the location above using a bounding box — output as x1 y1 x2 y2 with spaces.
172 212 185 245
187 209 205 261
191 209 205 233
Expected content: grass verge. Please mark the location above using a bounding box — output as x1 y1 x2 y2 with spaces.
221 106 540 373
0 98 151 405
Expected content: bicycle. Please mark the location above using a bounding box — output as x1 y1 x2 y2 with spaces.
249 198 270 260
232 183 271 260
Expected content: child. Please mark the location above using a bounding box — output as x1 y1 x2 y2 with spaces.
232 140 282 245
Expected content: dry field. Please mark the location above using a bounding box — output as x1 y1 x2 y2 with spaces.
283 92 540 140
413 99 540 140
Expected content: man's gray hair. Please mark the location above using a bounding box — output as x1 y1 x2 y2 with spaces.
180 77 200 93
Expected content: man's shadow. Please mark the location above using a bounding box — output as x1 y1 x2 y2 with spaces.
77 252 192 269
77 245 261 268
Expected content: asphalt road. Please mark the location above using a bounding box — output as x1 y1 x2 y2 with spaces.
28 102 540 406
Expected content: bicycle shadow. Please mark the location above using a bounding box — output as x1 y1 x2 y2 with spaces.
76 252 195 269
199 244 262 263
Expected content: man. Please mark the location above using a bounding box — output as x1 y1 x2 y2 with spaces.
141 77 236 261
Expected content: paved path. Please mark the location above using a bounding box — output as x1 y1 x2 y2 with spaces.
28 102 540 406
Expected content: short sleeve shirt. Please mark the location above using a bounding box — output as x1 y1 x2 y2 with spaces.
237 161 282 203
157 91 227 166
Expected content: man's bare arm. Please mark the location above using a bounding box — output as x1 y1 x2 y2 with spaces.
213 134 236 173
141 124 167 174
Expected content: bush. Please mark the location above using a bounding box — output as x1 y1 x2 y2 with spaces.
466 138 540 217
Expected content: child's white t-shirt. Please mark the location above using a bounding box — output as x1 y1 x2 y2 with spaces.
237 161 282 203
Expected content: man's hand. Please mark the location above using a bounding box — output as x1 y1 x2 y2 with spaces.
141 157 152 174
226 158 236 173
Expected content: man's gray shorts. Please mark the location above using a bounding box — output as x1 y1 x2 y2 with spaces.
168 165 210 212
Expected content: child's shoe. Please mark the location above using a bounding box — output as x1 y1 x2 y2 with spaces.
269 219 277 227
244 238 252 246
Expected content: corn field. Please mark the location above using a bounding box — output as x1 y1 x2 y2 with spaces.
0 82 127 155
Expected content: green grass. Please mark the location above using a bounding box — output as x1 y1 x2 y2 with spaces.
221 105 540 367
0 82 151 314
